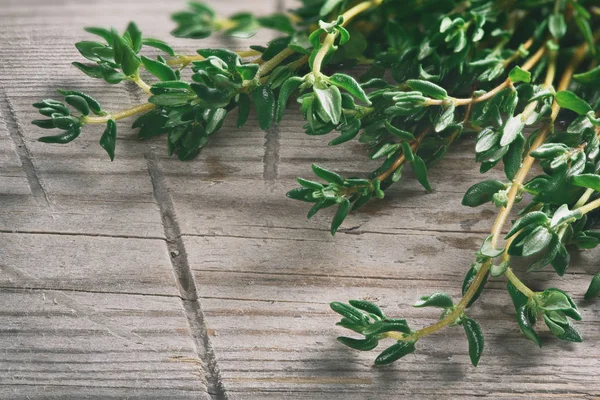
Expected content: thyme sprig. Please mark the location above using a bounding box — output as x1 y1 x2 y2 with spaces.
31 0 600 366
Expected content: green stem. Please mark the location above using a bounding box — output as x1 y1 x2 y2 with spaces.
312 0 383 77
132 75 152 94
384 42 586 344
578 197 600 216
574 188 595 209
505 268 535 298
258 48 296 77
425 45 547 107
84 103 156 124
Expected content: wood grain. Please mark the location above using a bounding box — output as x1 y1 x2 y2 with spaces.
0 0 598 398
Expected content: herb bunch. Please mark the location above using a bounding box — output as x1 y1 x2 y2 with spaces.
31 0 600 367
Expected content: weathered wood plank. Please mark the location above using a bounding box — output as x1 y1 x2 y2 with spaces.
0 289 210 400
1 0 599 399
0 0 277 237
184 232 599 397
0 0 279 398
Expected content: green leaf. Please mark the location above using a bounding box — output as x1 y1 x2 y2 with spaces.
348 300 385 319
58 89 103 115
314 85 342 125
330 302 366 324
530 143 569 159
125 22 142 52
297 177 324 190
503 133 524 180
584 273 600 301
463 317 484 367
331 198 350 235
251 85 275 130
64 95 90 116
197 48 240 67
480 234 504 258
401 142 414 162
329 118 360 146
462 266 489 308
528 233 560 272
548 14 566 39
51 116 78 129
462 180 506 207
571 174 600 191
363 320 411 336
517 305 541 347
276 76 303 122
550 204 582 228
32 119 55 129
573 65 600 84
384 120 415 141
237 93 250 128
490 260 509 277
142 38 175 56
509 66 531 83
555 91 592 115
551 244 570 276
521 226 552 257
329 73 370 104
205 108 227 135
411 155 432 192
257 14 294 34
507 281 529 310
102 67 127 84
505 211 549 238
319 0 344 17
111 29 141 76
475 128 499 153
406 79 447 100
500 114 524 146
72 62 106 79
84 26 112 43
312 164 344 185
99 119 117 161
286 187 314 202
141 56 177 81
337 336 379 351
413 292 453 308
374 341 416 365
39 126 81 144
435 102 455 132
75 41 107 62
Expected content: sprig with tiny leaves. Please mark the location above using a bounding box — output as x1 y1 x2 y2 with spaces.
31 0 600 367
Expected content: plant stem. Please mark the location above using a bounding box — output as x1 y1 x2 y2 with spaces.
505 267 535 297
426 45 546 107
83 103 156 124
502 36 535 67
165 50 262 67
384 42 586 343
578 197 600 216
258 48 297 77
574 188 595 209
132 75 152 94
312 0 383 78
376 129 428 182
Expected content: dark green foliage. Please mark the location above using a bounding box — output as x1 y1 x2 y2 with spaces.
30 0 600 368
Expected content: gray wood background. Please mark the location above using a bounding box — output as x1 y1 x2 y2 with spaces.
0 0 598 398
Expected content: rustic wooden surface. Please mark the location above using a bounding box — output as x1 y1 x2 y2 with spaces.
0 0 599 399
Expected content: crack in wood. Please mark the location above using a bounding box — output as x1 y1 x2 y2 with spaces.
145 152 227 400
262 124 280 184
0 89 50 207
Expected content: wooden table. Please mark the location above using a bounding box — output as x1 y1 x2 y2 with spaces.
1 0 598 398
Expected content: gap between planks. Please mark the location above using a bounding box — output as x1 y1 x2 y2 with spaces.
0 89 50 207
146 151 228 400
